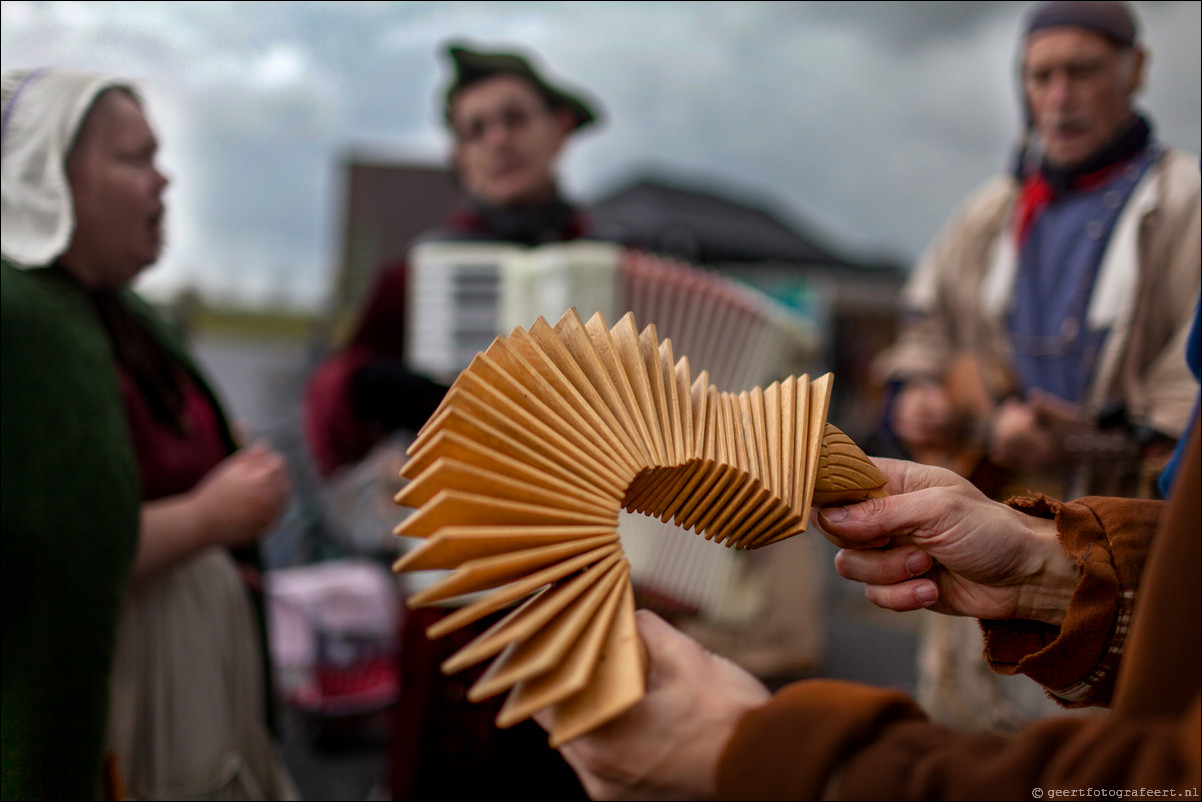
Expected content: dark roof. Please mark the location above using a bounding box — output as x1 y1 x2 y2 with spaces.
589 177 851 266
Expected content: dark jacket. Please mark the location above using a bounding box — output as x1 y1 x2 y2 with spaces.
304 201 595 476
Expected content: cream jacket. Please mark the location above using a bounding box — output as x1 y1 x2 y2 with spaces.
877 147 1201 438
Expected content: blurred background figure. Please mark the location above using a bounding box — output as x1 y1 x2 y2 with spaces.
303 41 606 484
1 68 296 799
303 42 605 800
871 0 1200 734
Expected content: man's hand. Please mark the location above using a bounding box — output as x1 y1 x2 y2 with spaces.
534 610 770 801
988 391 1090 474
814 458 1077 626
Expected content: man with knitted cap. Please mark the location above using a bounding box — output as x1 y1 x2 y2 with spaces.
872 0 1200 735
303 42 603 801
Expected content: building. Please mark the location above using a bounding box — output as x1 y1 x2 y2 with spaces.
326 155 467 342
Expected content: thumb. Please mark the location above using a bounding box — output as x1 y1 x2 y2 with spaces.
634 609 717 685
235 440 274 463
815 498 897 549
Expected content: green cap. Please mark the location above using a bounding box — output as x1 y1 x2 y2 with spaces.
442 42 600 131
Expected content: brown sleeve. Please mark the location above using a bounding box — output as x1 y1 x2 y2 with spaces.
715 679 928 800
717 682 1200 800
836 694 1200 800
980 494 1162 707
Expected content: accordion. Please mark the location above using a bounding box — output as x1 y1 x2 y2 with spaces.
406 241 815 392
404 240 819 623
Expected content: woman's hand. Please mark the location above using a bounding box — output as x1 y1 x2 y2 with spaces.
188 442 291 549
133 442 290 582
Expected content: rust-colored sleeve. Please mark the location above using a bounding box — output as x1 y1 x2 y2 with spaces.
717 678 1200 801
716 680 928 800
981 494 1162 707
836 694 1199 800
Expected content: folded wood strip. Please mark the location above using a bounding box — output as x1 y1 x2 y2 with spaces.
394 309 886 746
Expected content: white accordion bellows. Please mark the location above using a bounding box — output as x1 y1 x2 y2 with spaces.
408 241 814 393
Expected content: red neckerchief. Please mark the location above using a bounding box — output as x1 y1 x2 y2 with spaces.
1013 159 1132 248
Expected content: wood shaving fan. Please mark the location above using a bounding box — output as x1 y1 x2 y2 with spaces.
392 308 887 746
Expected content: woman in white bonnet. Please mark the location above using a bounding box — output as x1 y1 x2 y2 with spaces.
1 68 297 800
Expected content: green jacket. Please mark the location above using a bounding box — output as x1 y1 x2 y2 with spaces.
0 259 256 799
2 260 141 799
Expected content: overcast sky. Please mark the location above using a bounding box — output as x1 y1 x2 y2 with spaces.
3 1 1199 311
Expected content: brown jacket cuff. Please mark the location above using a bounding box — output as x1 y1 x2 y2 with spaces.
716 679 926 800
981 494 1162 707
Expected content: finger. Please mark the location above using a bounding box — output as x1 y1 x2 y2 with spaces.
809 509 890 549
259 449 289 476
1027 388 1087 424
230 441 270 464
872 457 963 495
248 441 281 460
531 706 553 733
863 577 940 612
816 497 905 544
834 546 933 586
240 457 280 484
634 609 696 675
633 609 732 695
240 445 288 479
231 420 257 447
533 616 678 736
818 481 972 545
818 529 893 551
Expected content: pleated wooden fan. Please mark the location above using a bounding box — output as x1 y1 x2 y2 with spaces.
393 308 887 746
